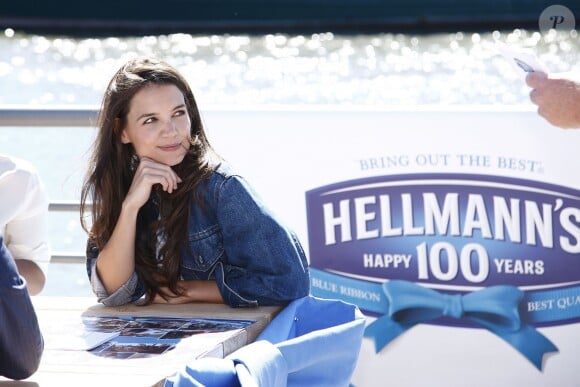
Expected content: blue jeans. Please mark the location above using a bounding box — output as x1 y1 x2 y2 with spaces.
0 236 43 380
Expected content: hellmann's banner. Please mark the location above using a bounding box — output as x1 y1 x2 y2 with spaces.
205 107 580 386
307 173 577 366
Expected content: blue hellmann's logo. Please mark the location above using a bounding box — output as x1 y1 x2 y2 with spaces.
306 173 580 327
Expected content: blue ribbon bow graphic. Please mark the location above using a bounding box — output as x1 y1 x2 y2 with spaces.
364 280 558 370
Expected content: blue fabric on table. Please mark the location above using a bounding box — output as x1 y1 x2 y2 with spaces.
165 296 366 387
164 358 240 387
228 340 287 387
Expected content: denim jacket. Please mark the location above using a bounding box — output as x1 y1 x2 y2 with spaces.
86 164 310 307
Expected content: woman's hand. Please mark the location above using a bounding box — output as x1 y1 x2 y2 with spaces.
151 280 224 304
151 286 191 304
124 156 183 210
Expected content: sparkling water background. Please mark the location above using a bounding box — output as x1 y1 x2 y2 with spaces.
1 28 579 107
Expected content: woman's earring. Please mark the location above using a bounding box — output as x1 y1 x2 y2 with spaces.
189 135 199 146
130 153 139 171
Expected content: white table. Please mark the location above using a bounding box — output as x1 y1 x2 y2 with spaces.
1 297 280 386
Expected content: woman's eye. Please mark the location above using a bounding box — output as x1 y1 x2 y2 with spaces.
174 110 186 117
143 117 156 125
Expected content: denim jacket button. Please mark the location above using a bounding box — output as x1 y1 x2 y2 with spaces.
90 246 99 258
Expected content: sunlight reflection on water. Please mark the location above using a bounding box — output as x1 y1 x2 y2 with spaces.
1 28 578 107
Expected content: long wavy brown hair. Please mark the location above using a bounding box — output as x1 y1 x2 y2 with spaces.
80 57 220 303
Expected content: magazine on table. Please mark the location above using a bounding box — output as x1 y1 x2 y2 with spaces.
45 315 254 359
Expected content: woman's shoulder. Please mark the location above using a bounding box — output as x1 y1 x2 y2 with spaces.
202 162 256 200
208 162 243 183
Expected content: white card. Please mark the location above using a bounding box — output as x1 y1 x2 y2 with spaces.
495 41 549 74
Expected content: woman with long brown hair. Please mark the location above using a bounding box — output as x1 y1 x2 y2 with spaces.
80 57 309 307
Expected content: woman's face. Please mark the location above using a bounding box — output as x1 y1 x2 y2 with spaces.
121 83 191 166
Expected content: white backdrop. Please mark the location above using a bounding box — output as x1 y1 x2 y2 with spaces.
202 105 580 387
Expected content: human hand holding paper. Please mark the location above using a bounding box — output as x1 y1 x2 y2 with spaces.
526 71 580 129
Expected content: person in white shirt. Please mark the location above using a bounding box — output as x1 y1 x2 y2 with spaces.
0 154 50 295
